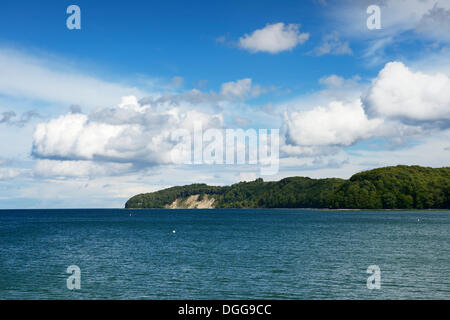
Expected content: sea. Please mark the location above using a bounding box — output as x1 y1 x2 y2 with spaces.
0 209 449 299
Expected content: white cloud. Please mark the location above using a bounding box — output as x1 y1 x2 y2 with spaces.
32 96 224 169
239 23 309 54
141 78 266 105
278 129 450 180
363 61 450 122
323 1 450 65
335 0 450 39
281 60 450 159
319 74 361 89
220 78 253 99
416 4 450 42
312 31 352 56
285 99 382 147
0 48 145 108
219 78 265 100
33 112 125 161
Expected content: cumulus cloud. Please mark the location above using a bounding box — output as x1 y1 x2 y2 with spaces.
363 61 450 122
221 78 252 98
220 78 265 100
284 99 382 148
20 54 450 182
32 96 223 169
282 60 450 158
239 23 309 54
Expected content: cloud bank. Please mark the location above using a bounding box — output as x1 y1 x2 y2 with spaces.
32 96 223 168
27 61 450 180
283 61 450 155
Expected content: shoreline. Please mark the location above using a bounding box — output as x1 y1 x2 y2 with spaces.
1 208 449 211
126 207 450 211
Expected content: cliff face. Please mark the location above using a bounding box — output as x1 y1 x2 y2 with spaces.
165 194 215 209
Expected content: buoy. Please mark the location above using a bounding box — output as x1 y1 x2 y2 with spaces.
172 230 176 234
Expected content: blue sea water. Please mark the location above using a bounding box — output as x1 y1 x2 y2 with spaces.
0 209 449 299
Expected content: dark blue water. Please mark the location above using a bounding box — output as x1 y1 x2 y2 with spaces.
0 209 449 299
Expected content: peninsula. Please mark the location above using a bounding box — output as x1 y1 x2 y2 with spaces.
125 165 449 210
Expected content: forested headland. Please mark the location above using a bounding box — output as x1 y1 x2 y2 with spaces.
125 165 450 209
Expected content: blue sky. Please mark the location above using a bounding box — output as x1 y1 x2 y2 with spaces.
0 0 363 93
0 0 450 208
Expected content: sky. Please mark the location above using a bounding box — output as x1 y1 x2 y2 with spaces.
0 0 450 208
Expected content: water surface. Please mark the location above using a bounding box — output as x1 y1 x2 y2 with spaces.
0 209 449 299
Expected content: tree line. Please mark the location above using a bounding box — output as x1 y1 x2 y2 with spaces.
125 165 450 209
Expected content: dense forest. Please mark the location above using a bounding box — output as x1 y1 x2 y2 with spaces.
125 165 450 209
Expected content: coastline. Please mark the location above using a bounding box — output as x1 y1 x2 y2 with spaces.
126 207 450 212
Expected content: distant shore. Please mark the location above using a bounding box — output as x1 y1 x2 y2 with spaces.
126 165 449 210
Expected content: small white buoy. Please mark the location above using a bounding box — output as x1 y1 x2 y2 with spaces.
417 218 420 222
172 230 176 234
